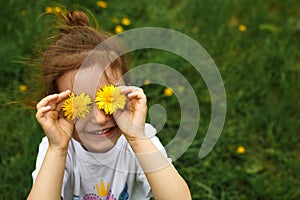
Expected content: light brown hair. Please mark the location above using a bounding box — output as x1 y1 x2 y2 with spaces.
38 11 128 96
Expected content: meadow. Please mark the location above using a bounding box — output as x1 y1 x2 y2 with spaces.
0 0 299 199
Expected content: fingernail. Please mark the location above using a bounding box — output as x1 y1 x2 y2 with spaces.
45 105 51 109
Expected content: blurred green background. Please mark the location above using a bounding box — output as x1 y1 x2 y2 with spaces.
1 0 300 199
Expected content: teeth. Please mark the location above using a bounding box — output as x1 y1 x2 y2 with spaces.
91 128 111 135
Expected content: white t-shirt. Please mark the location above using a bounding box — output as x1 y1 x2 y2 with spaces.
32 124 171 200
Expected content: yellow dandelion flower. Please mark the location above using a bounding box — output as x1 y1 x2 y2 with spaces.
144 79 151 85
95 85 127 115
62 92 92 120
115 25 124 34
96 1 108 9
237 146 246 154
164 87 173 97
54 6 62 13
238 24 247 32
45 6 53 13
19 84 27 92
112 17 119 24
121 17 131 26
178 86 185 93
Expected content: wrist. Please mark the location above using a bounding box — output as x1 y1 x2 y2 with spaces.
123 128 146 141
127 136 157 154
127 137 172 173
48 145 68 157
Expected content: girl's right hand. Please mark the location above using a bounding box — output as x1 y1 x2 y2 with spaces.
35 90 74 151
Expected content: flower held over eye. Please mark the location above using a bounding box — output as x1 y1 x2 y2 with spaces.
95 85 127 115
62 92 92 120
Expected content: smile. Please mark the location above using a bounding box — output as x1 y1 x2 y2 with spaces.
90 127 112 135
86 126 116 137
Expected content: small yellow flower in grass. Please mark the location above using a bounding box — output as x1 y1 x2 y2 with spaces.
178 86 185 93
96 1 108 9
238 24 247 32
95 85 127 115
164 87 173 97
237 146 246 154
19 84 27 92
144 79 151 85
121 17 131 26
54 6 62 13
62 93 92 120
45 6 53 13
114 25 124 34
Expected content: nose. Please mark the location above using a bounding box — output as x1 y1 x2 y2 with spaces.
91 104 110 125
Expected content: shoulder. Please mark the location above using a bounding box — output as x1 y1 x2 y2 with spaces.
39 136 49 147
37 136 75 172
144 123 171 162
35 136 49 158
144 123 157 138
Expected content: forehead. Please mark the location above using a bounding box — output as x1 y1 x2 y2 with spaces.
57 65 124 96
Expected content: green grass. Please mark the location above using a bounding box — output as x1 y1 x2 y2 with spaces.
1 0 300 199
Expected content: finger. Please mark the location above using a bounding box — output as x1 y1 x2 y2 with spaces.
35 105 52 121
36 90 71 110
52 90 72 107
126 91 147 113
56 100 65 112
57 90 72 102
120 86 143 95
127 91 147 100
36 94 58 110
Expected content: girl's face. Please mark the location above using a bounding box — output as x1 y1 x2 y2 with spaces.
57 65 125 153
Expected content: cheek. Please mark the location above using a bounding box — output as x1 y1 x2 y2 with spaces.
74 117 90 134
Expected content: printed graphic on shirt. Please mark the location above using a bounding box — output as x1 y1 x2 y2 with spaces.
118 183 129 200
95 180 110 197
79 181 129 200
82 193 100 200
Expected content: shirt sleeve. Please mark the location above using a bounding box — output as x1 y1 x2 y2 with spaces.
144 123 173 163
31 136 49 184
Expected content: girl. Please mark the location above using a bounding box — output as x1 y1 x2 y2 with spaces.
27 11 191 200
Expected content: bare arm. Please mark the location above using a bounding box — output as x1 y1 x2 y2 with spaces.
129 138 191 200
27 90 73 200
28 147 67 200
114 86 191 200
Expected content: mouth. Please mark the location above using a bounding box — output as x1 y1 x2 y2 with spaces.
86 126 116 137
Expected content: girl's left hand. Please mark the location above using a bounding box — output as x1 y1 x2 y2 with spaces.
113 86 147 140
